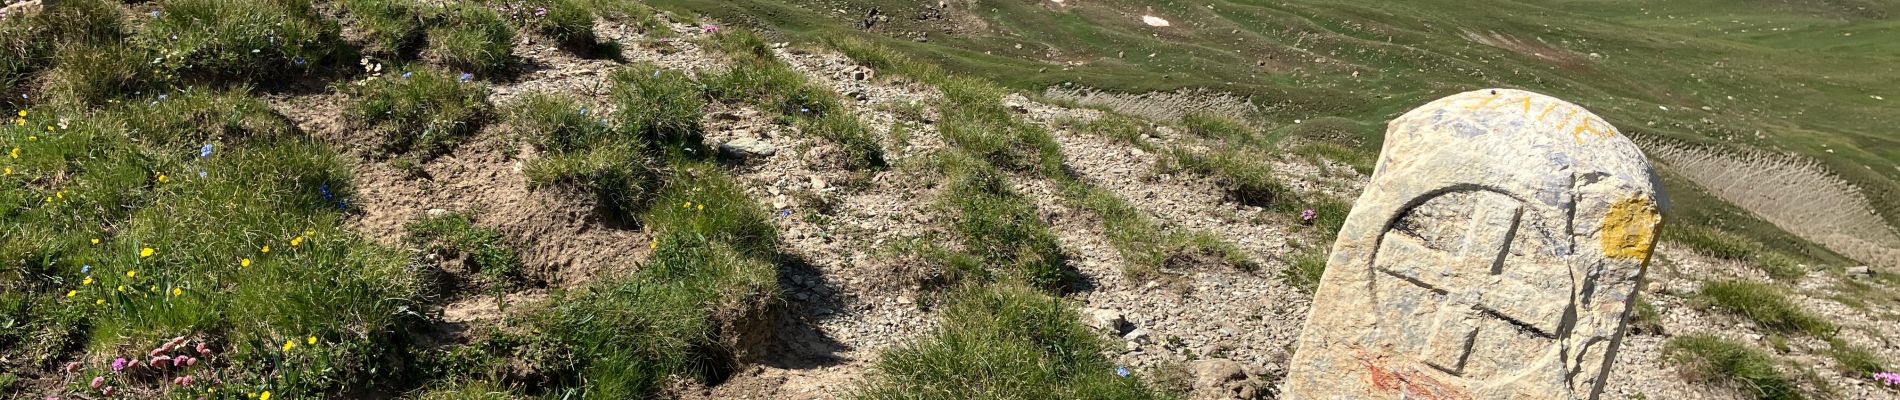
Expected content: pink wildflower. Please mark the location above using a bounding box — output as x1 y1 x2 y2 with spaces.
90 376 104 388
1300 208 1317 223
179 355 196 367
101 386 114 396
63 361 81 373
150 355 172 368
702 24 720 33
110 357 127 372
174 375 194 386
196 342 211 356
1876 371 1900 386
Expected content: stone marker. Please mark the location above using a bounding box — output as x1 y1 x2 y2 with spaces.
1283 89 1663 400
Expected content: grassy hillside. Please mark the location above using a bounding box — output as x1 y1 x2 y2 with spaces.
4 0 1895 398
652 0 1900 266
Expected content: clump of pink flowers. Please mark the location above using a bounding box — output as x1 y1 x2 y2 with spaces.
1300 208 1317 224
702 24 720 34
82 334 222 396
1876 371 1900 386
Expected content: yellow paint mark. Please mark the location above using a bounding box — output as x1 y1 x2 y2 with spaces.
1601 196 1661 260
1553 108 1578 132
1522 97 1532 114
1465 92 1502 111
1535 103 1559 123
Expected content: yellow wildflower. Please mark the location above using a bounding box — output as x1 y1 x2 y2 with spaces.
261 245 270 253
126 270 137 278
82 276 93 285
241 258 251 267
95 298 104 305
282 339 295 351
697 204 704 211
117 285 125 292
26 135 36 141
650 238 657 250
91 238 100 245
140 247 155 257
3 167 10 175
158 173 168 183
682 201 691 209
66 290 76 297
172 287 182 296
261 391 272 400
8 147 17 158
15 110 22 117
55 190 63 199
308 336 317 345
290 236 304 247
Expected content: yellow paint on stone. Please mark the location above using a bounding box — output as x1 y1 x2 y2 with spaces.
1601 196 1660 260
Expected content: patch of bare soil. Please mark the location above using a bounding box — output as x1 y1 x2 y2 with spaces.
1462 30 1594 70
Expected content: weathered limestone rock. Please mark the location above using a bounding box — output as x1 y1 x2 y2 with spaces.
1283 89 1663 400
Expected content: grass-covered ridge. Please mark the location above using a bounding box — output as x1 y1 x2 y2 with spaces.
651 0 1900 271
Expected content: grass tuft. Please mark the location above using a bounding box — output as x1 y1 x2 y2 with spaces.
1160 147 1294 210
508 0 609 54
703 31 884 170
936 156 1070 292
1825 338 1888 377
425 3 517 76
1664 335 1801 400
406 211 525 289
537 167 778 398
854 284 1170 400
609 64 709 156
141 0 340 81
1698 280 1834 337
339 0 428 58
38 43 166 107
1179 112 1260 146
1282 248 1329 294
511 91 661 221
936 77 1063 175
346 67 493 159
1059 178 1254 280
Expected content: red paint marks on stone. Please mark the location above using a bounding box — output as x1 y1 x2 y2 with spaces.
1356 349 1473 400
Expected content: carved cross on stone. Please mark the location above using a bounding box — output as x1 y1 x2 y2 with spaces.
1376 191 1566 377
1284 89 1663 400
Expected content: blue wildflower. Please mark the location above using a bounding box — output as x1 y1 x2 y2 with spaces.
578 107 588 116
150 10 160 17
81 264 91 274
200 143 214 158
800 107 810 113
293 56 306 65
1116 366 1130 377
318 183 334 200
459 72 474 82
401 71 413 79
775 209 793 219
652 70 661 78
